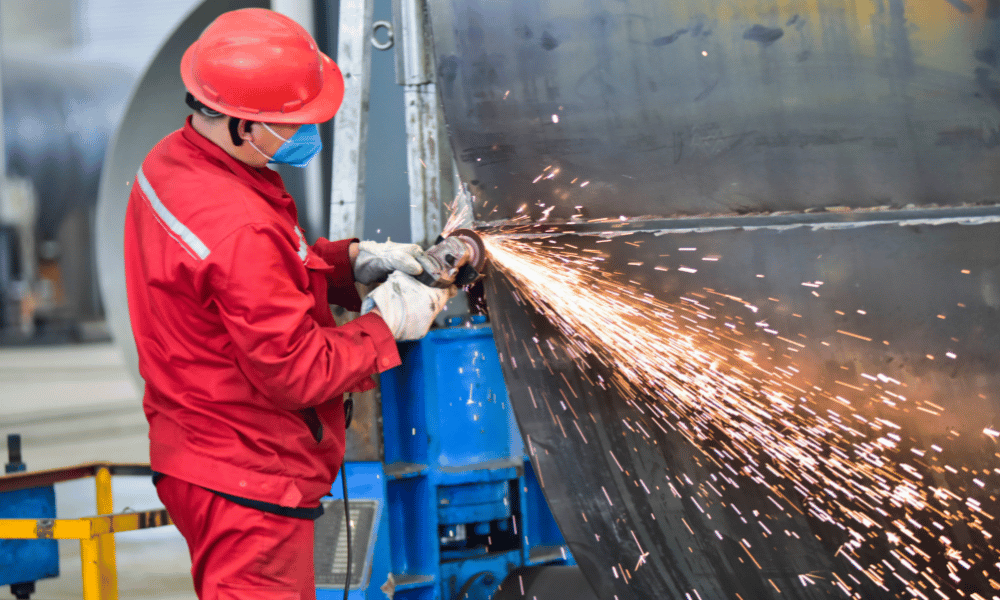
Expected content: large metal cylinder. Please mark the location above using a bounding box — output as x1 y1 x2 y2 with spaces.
425 1 1000 598
3 56 134 327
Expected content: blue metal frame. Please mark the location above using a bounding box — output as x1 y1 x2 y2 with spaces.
317 462 392 600
354 320 572 600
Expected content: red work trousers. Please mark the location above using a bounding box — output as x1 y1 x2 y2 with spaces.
156 475 317 600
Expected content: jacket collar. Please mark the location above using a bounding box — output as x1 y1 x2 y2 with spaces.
180 116 296 213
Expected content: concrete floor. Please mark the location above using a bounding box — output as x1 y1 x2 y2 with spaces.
0 342 196 599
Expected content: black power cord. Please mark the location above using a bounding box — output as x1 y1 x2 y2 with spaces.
342 398 354 600
341 457 351 600
452 570 495 600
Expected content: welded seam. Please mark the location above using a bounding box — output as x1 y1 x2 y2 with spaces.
482 205 1000 238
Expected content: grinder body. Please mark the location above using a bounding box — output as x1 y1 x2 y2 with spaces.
415 229 487 288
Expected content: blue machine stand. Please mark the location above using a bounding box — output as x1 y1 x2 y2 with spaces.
0 434 59 599
314 318 573 600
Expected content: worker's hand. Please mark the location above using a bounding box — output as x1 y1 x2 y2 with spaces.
352 240 425 285
361 271 456 341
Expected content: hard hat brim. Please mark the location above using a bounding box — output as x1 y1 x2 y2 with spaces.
180 45 345 125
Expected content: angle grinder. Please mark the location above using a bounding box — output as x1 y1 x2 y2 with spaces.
414 229 488 288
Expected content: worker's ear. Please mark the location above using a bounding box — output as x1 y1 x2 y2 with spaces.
241 120 255 141
227 117 246 147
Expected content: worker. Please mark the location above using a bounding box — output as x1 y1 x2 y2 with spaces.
122 8 454 600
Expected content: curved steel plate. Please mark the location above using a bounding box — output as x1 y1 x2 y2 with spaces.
427 0 1000 222
425 0 1000 598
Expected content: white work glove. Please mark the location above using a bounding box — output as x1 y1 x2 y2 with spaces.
353 240 425 285
361 271 456 341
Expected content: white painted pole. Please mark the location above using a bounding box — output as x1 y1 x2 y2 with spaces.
271 0 326 240
329 0 375 241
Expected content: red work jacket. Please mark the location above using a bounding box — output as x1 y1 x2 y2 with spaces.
124 117 400 508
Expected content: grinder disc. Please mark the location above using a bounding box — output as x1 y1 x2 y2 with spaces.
447 228 487 272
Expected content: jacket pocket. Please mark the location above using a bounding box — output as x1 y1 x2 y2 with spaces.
298 407 324 443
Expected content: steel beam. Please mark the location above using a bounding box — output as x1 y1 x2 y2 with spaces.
394 0 452 247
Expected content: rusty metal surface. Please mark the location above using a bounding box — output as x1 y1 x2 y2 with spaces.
334 306 385 462
343 387 384 463
0 463 152 494
427 0 1000 598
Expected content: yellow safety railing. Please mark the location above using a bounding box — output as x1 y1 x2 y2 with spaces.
0 462 173 600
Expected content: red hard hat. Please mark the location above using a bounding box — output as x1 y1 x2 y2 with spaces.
180 8 344 123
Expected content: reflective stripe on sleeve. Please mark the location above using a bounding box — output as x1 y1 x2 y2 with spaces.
295 226 308 263
137 167 211 260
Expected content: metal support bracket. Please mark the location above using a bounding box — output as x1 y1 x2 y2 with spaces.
34 518 54 539
329 0 456 247
0 462 169 600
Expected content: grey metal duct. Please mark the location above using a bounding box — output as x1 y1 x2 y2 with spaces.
3 56 131 240
425 0 1000 598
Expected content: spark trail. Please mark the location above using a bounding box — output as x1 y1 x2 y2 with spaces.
482 232 1000 600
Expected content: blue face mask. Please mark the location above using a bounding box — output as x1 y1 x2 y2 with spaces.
251 123 323 168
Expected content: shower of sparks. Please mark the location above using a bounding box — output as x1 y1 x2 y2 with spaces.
481 232 1000 600
441 184 474 236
